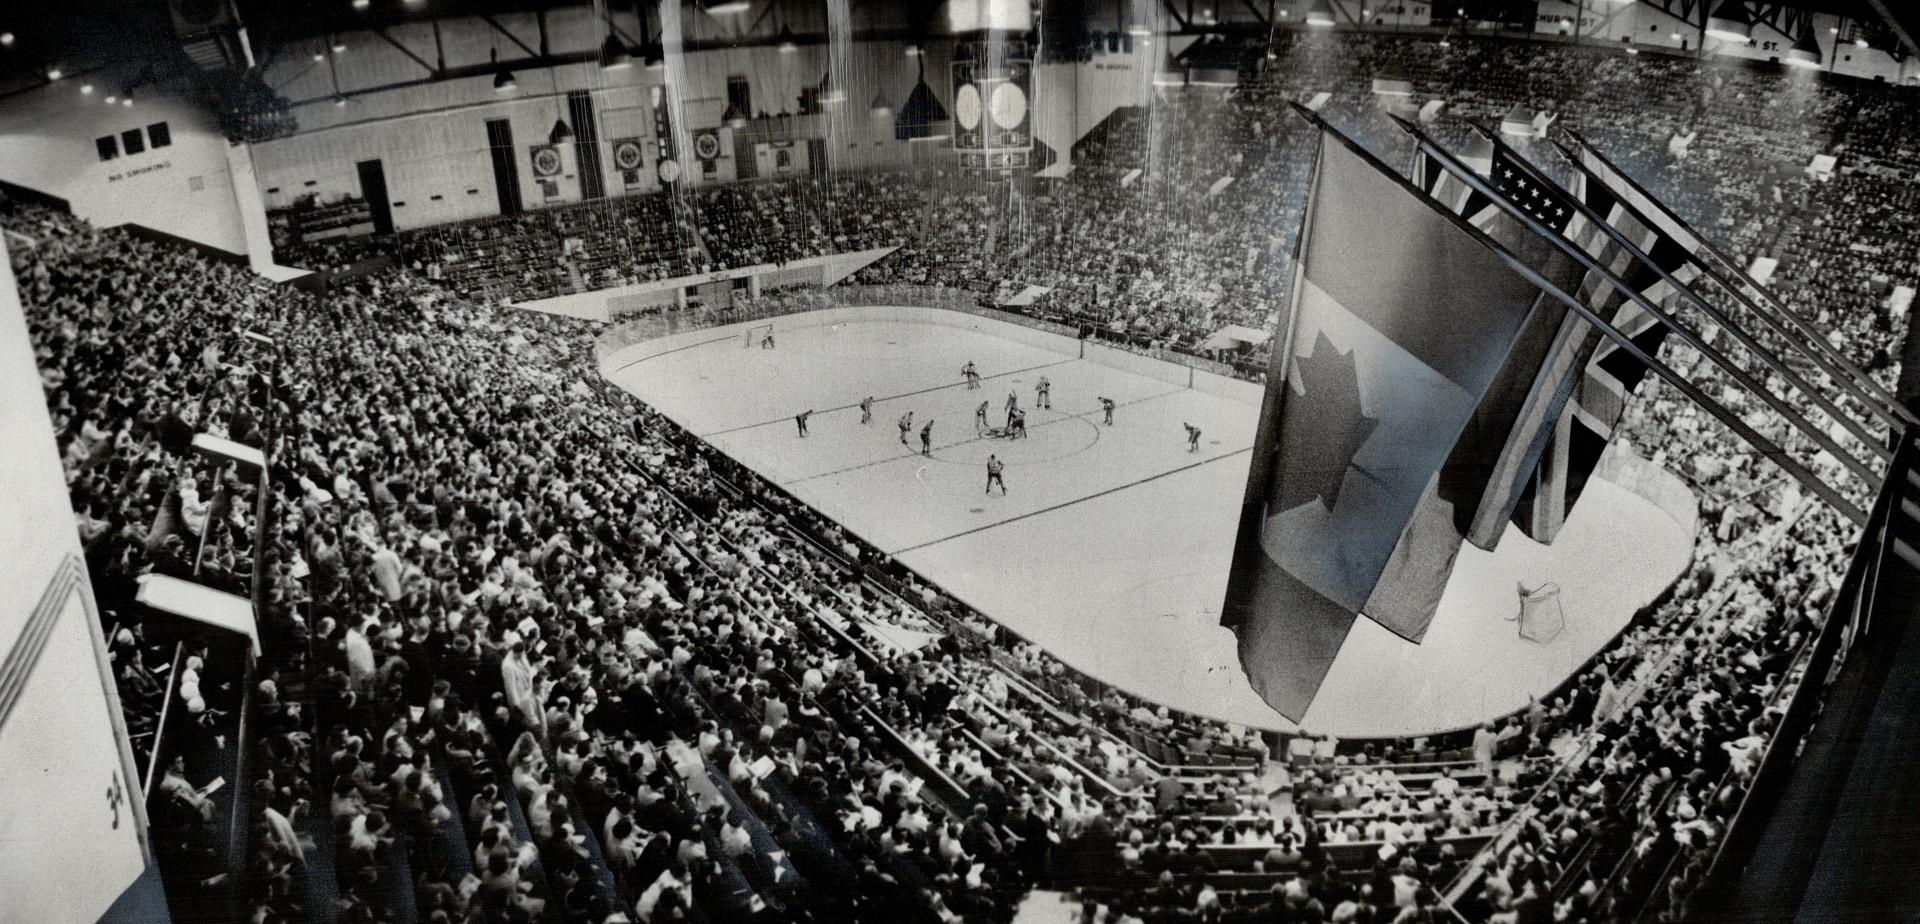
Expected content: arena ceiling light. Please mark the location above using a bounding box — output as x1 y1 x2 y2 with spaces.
492 49 517 91
1305 0 1337 28
777 27 798 54
1786 24 1823 67
707 0 751 14
599 34 632 70
870 89 890 117
0 31 13 47
45 65 61 80
80 82 93 94
352 0 370 9
1704 0 1754 43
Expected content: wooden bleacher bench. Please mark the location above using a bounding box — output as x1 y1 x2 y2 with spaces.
1198 832 1495 873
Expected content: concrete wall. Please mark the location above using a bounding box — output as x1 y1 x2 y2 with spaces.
0 84 249 255
248 10 956 229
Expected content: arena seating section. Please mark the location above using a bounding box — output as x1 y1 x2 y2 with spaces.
13 29 1917 924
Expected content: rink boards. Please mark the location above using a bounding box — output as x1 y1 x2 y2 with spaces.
598 305 1695 737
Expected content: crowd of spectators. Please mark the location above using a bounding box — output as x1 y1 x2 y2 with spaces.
14 25 1920 924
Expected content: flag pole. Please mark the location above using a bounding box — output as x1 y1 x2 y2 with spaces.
1384 111 1881 492
1556 125 1917 427
1294 102 1867 526
1460 120 1892 466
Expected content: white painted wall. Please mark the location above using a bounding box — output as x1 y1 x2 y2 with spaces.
1075 41 1157 141
0 84 249 255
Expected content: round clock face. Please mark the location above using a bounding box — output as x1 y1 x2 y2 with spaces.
532 147 562 176
989 82 1028 129
694 133 721 160
657 158 682 183
613 142 643 171
955 83 983 130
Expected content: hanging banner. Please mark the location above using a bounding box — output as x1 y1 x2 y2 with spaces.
612 137 646 187
693 130 722 163
529 144 562 178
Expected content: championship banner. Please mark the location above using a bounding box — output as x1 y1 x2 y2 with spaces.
952 38 1033 174
611 138 646 187
693 130 722 166
529 144 562 178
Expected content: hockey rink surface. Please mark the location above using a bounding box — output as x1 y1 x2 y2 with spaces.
596 306 1695 737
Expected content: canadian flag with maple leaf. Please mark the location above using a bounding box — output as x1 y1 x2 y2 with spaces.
1223 123 1573 722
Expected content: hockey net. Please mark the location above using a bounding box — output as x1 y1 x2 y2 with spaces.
1517 582 1565 643
742 323 774 348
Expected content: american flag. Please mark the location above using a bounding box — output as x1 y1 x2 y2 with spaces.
1412 130 1700 543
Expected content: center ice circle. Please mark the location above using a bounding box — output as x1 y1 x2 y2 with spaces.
924 406 1101 466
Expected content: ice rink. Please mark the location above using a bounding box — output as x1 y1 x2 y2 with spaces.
597 305 1696 737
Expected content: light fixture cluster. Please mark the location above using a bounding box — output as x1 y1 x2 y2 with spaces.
599 33 631 70
71 78 133 107
1704 0 1753 43
1785 23 1823 68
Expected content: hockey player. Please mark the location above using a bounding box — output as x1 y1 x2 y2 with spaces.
1036 376 1051 409
1009 407 1028 440
975 400 990 433
1005 389 1019 426
1099 397 1116 425
1184 422 1202 452
761 329 776 350
795 409 812 437
986 454 1007 495
860 396 874 425
920 420 934 456
962 361 980 389
898 411 914 446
